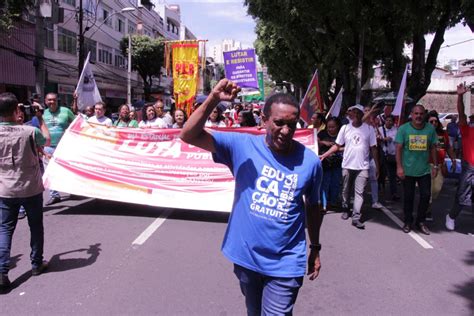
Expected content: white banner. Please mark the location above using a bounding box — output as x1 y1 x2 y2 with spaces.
393 64 408 117
74 52 102 111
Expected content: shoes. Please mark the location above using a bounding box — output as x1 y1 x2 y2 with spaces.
445 214 455 231
416 223 430 235
402 223 411 233
45 196 61 206
352 220 365 229
0 273 10 289
341 212 351 220
32 260 48 276
371 202 383 209
18 209 26 220
392 194 400 201
425 213 433 222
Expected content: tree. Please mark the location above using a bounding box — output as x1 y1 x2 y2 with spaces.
244 0 474 106
120 35 165 101
0 0 34 32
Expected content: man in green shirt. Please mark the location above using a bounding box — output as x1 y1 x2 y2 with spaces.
43 92 75 205
395 104 438 235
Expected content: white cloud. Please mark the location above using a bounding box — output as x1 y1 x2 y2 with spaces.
207 7 254 24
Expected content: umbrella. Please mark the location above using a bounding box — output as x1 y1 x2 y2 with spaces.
373 92 413 104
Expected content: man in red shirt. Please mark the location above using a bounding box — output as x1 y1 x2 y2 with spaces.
446 84 473 230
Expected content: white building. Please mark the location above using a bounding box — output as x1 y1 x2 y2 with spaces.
210 39 242 64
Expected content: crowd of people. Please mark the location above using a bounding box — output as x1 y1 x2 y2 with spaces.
1 80 472 315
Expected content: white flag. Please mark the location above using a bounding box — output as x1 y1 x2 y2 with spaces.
75 52 102 111
392 64 408 117
326 87 344 119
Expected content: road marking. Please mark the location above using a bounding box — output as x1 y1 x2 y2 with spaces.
380 205 434 249
132 209 173 246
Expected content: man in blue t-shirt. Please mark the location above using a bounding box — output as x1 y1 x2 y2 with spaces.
180 79 323 315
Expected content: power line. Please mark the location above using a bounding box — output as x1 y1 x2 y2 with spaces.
440 38 474 49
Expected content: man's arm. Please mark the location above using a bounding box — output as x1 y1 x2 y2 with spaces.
180 79 240 152
305 201 321 281
430 143 438 178
456 83 468 126
71 92 79 115
396 143 405 179
37 112 51 147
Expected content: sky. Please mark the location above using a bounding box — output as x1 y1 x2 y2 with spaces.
158 0 473 63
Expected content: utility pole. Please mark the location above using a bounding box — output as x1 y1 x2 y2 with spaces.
77 0 84 78
34 0 45 99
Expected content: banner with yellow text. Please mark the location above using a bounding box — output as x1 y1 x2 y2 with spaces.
172 41 199 116
43 116 318 213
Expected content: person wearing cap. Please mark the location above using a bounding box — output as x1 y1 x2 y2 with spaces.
395 104 438 235
320 104 379 229
180 79 323 315
446 84 474 231
223 108 234 127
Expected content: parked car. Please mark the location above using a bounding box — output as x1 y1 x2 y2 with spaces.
439 112 458 129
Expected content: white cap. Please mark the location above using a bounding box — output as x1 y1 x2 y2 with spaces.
348 104 364 112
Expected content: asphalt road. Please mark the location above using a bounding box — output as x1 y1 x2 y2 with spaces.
1 179 473 315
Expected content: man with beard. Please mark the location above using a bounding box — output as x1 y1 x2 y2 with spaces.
395 104 438 235
180 79 323 315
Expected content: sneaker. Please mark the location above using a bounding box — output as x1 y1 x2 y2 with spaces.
0 273 10 289
32 260 48 276
371 202 383 209
352 220 365 229
341 212 350 220
45 196 61 206
445 214 455 231
18 207 26 220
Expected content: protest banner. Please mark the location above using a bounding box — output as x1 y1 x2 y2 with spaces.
223 49 258 90
300 69 325 125
171 41 199 116
43 116 318 213
74 52 102 111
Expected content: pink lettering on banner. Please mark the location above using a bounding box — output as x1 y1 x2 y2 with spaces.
43 116 317 213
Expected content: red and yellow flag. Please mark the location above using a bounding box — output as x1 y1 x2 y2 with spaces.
171 41 199 116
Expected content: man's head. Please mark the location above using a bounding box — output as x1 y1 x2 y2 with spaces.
84 105 94 118
154 100 165 118
348 104 364 124
410 104 425 127
45 92 58 112
385 115 395 128
0 92 19 118
94 101 106 119
262 93 300 154
383 104 393 117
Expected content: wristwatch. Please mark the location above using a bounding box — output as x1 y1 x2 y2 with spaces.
309 243 321 251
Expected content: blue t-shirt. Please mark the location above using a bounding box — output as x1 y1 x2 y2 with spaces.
212 131 322 277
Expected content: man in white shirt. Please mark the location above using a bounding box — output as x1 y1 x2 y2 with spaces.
154 100 172 128
378 115 399 200
88 102 112 126
320 104 379 229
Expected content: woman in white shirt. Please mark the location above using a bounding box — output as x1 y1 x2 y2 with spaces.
139 104 167 128
205 106 226 128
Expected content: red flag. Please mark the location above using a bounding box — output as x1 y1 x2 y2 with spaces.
300 69 325 125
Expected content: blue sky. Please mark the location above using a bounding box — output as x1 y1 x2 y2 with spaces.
157 0 257 49
159 0 473 61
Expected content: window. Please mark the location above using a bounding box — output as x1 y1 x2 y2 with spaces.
57 27 76 55
62 0 75 6
114 50 126 68
45 21 54 49
101 6 112 27
128 21 136 34
98 44 112 65
116 16 125 34
84 38 97 63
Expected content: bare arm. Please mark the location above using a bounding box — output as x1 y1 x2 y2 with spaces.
430 144 438 177
37 114 51 147
319 143 341 161
396 143 404 179
305 201 321 281
456 83 468 126
180 79 240 152
71 92 79 115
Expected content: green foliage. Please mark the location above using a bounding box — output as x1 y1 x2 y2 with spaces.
0 0 34 32
245 0 474 105
120 35 165 100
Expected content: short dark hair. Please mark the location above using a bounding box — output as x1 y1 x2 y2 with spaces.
0 92 19 116
95 101 106 109
263 93 300 118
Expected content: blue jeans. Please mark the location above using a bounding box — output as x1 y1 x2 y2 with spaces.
0 193 44 274
234 264 303 316
44 146 60 199
321 167 342 209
